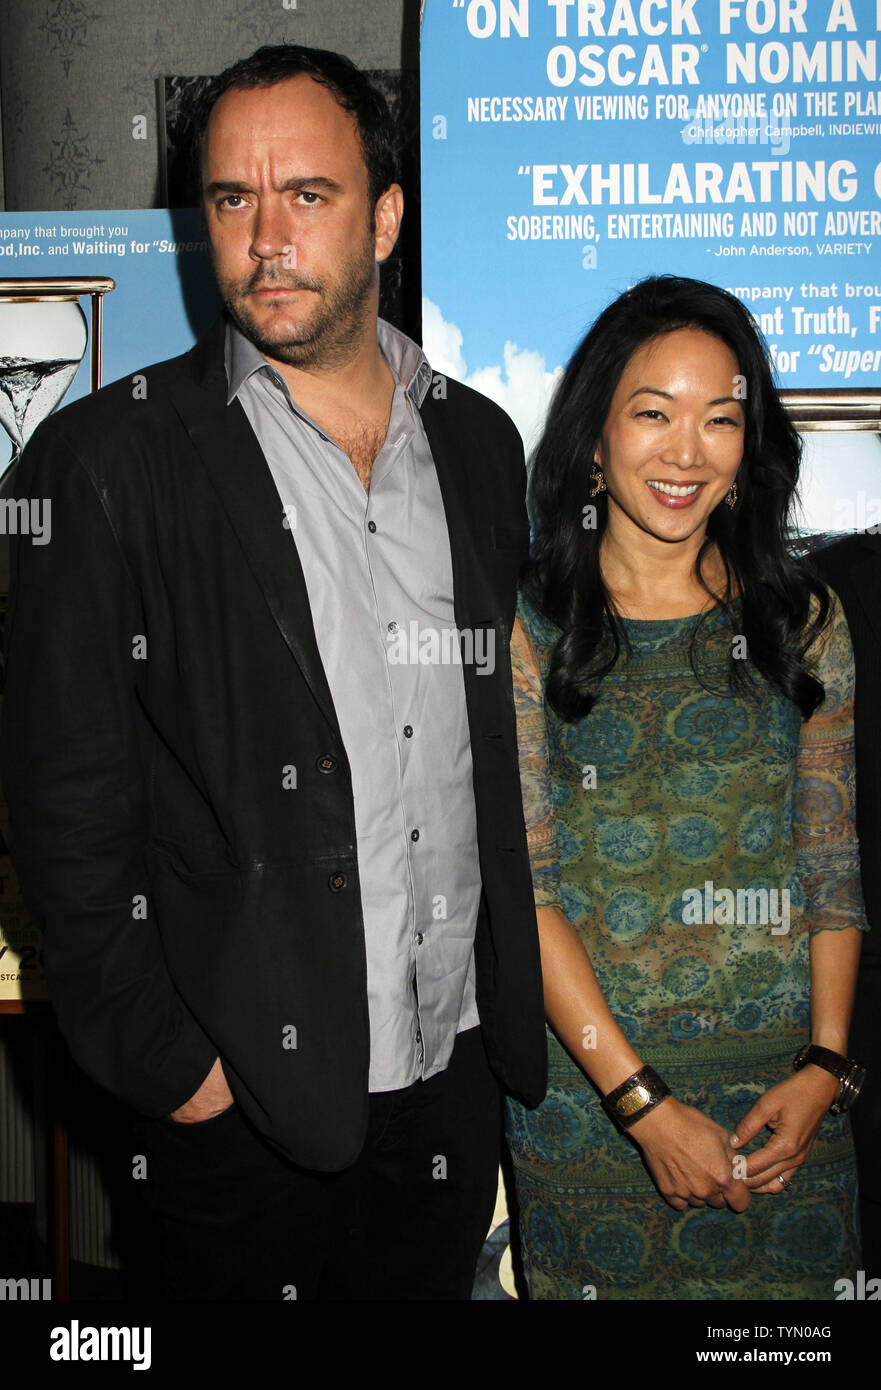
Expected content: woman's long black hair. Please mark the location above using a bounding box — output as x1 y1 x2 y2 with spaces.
525 275 829 721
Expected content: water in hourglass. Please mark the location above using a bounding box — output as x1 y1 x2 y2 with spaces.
0 299 87 479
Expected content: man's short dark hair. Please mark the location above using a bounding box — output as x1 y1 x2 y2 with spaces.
188 44 398 209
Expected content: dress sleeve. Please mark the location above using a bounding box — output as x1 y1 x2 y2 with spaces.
794 590 869 936
511 615 562 909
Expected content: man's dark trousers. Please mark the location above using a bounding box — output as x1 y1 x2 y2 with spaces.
130 1026 500 1300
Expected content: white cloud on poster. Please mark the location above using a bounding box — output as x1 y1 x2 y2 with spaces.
422 298 562 456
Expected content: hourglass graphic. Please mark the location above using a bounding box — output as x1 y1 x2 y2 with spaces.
0 277 115 483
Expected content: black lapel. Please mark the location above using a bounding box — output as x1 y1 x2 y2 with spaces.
848 534 881 652
166 318 341 736
419 388 498 629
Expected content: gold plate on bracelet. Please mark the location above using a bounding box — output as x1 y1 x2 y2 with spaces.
616 1084 652 1115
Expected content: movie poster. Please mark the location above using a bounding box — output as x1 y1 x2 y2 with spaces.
421 0 881 530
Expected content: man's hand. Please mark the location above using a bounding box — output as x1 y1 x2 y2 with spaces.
631 1096 751 1212
169 1056 234 1124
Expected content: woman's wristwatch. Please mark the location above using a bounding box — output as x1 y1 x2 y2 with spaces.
792 1044 866 1114
602 1065 671 1130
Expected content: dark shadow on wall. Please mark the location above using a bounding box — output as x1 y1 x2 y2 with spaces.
167 206 221 342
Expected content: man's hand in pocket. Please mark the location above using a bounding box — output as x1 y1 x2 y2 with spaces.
169 1057 234 1123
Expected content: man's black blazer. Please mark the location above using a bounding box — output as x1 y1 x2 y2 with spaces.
0 316 547 1171
813 532 881 1212
813 533 881 945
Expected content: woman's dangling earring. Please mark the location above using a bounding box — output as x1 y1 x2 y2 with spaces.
725 478 738 509
589 462 607 497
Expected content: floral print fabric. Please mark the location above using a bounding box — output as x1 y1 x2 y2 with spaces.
506 589 866 1300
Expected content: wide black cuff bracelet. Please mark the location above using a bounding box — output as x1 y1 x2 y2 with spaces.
602 1065 671 1130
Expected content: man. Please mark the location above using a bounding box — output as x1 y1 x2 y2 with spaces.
1 45 546 1300
814 530 881 1277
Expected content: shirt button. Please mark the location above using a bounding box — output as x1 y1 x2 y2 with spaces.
328 872 347 892
411 828 420 842
388 621 399 634
318 432 329 442
403 725 413 738
415 933 424 946
367 520 376 534
415 1029 422 1044
316 755 337 774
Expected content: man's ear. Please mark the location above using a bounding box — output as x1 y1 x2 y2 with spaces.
374 184 404 263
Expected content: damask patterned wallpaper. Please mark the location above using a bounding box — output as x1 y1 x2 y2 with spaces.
0 0 417 211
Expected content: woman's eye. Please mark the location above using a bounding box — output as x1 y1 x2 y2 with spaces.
636 409 665 421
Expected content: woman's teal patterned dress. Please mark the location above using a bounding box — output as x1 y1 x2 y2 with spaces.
506 589 867 1300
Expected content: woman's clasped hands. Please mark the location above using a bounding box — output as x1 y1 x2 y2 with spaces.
631 1064 838 1212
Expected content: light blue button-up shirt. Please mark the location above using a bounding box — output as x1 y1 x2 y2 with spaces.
226 319 482 1090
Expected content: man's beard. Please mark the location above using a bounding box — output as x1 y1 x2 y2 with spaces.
213 235 377 371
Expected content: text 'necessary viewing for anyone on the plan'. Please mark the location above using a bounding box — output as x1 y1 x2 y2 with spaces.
421 0 881 391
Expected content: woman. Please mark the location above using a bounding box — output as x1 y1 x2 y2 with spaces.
507 275 867 1300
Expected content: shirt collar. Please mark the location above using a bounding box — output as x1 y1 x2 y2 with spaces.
224 316 433 408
